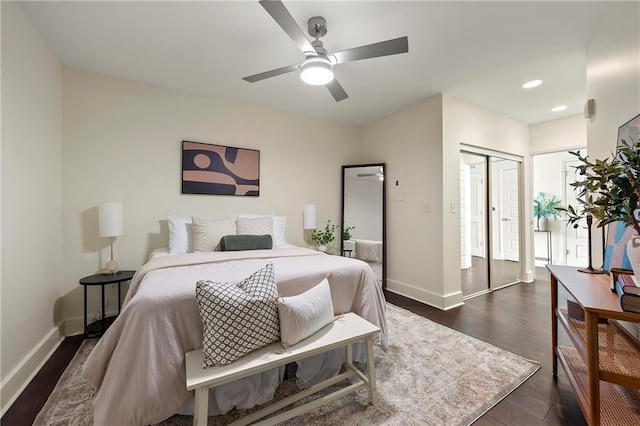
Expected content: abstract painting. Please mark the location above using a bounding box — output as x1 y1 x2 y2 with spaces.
603 113 640 272
182 141 260 196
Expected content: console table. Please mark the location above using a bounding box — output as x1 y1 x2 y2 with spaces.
548 265 640 425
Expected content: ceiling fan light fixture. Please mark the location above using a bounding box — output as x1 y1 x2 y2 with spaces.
300 57 334 86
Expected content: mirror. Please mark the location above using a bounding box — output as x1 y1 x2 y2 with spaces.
341 163 386 289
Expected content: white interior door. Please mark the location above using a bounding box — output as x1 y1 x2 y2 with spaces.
564 159 589 266
501 167 520 261
469 165 485 258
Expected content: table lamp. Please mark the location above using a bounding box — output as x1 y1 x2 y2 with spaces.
303 204 317 230
99 201 123 275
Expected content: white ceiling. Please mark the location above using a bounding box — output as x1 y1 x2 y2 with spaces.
19 1 612 126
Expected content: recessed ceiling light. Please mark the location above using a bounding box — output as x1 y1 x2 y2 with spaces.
551 105 568 112
522 79 544 89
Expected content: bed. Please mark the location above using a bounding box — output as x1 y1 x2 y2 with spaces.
82 247 387 425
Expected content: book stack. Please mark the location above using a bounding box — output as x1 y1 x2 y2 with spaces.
614 274 640 313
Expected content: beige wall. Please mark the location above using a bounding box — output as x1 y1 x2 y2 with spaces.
442 94 533 285
361 95 446 307
61 68 362 328
585 1 640 264
530 114 586 155
1 1 64 413
362 94 531 309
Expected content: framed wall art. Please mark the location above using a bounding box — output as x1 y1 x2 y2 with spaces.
182 141 260 196
602 113 640 272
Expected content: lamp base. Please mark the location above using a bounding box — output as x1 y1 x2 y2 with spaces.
102 259 120 276
578 266 604 274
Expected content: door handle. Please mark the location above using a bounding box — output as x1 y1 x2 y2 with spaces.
502 218 511 221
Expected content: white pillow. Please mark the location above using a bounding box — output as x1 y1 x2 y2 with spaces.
191 217 236 252
167 215 192 254
196 263 281 366
236 217 273 238
237 214 287 248
272 216 287 248
277 278 334 348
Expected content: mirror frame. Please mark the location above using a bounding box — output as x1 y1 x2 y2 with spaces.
341 163 387 289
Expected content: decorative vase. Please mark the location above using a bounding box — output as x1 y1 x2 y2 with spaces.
317 244 328 253
626 236 640 277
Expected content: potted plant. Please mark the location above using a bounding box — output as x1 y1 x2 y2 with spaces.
534 192 563 231
562 142 640 234
561 141 640 275
311 220 337 252
342 225 355 241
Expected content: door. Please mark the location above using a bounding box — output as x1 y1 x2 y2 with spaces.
469 165 486 258
490 158 521 288
564 159 589 266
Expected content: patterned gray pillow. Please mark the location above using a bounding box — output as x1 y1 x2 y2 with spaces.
195 262 280 367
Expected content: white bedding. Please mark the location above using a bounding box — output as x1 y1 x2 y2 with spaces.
353 238 383 262
83 248 387 425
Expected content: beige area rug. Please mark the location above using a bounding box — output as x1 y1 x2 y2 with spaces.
34 304 539 425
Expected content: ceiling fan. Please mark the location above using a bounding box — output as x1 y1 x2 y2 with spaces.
243 0 409 102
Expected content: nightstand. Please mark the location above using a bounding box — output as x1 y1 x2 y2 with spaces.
79 270 135 337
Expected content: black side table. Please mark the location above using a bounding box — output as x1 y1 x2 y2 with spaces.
79 270 135 337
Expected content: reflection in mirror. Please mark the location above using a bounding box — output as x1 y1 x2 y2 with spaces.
341 163 386 288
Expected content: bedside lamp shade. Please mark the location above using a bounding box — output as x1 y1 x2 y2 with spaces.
99 202 123 237
99 201 123 275
303 204 317 230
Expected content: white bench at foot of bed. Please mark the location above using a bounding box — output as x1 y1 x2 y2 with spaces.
185 312 380 426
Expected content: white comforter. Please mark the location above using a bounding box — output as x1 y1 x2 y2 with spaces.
82 248 387 425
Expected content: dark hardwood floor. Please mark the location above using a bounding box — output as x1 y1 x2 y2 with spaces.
1 334 84 426
2 267 585 425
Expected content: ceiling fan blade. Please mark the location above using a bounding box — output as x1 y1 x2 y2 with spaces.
332 36 408 64
326 79 348 102
259 0 315 53
243 64 299 83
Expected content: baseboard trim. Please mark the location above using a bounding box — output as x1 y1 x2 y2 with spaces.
0 325 64 417
386 279 464 310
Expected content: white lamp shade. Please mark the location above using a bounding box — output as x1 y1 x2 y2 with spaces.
99 201 123 237
303 204 317 229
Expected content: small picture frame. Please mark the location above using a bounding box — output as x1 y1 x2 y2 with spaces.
181 141 260 196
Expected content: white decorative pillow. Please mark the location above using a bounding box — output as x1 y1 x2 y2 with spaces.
236 217 273 239
272 216 287 248
195 262 281 366
237 215 287 248
167 215 192 254
278 278 334 348
191 217 236 252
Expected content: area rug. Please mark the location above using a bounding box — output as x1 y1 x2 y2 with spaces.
34 303 539 425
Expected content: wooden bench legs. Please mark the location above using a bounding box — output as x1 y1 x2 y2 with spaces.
191 340 378 426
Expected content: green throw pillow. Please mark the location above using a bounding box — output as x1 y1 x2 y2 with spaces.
219 234 273 251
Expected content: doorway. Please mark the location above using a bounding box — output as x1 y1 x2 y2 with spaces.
532 149 587 267
460 150 523 298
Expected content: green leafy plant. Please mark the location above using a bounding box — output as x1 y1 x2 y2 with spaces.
311 220 337 246
533 192 563 230
561 140 640 235
342 225 356 240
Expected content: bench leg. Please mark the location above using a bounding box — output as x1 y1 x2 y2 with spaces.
365 336 378 404
193 387 208 426
346 343 353 370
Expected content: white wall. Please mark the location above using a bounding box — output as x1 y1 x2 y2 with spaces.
586 1 640 265
61 68 362 328
1 1 64 413
530 114 586 155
